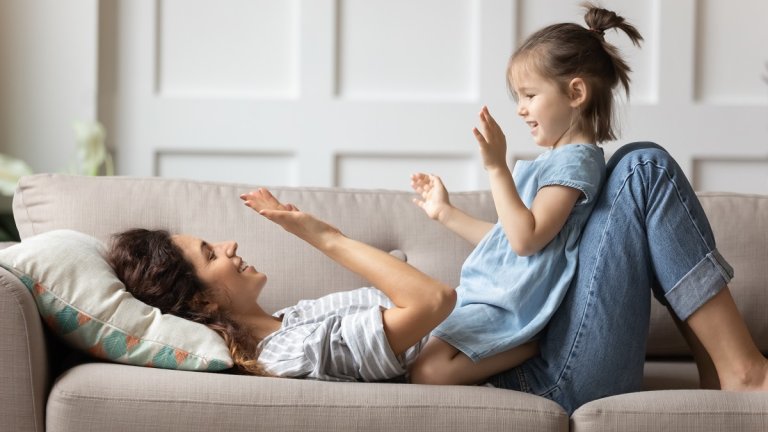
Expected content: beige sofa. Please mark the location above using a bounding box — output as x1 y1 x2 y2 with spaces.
1 173 767 432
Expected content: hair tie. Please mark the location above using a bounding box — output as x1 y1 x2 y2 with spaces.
589 27 605 37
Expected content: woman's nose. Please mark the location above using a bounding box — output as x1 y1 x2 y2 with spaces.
216 241 238 257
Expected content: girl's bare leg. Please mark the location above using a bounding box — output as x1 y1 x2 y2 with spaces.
410 337 538 385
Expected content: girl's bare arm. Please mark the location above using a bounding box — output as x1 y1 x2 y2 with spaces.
411 173 494 245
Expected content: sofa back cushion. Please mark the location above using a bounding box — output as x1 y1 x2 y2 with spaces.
13 174 767 358
13 174 497 315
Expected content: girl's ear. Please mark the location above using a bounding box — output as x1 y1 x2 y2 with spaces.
568 78 588 108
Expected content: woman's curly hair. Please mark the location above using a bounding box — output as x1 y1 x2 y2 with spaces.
107 228 271 376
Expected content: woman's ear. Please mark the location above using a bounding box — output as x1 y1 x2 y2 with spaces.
191 292 221 315
568 78 588 108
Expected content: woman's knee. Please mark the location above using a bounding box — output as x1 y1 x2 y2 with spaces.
607 142 674 173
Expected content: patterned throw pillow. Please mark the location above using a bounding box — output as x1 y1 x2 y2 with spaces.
0 229 233 371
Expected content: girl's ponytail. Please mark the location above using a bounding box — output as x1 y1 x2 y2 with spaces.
583 3 644 98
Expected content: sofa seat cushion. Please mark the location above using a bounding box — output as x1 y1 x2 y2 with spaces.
571 390 768 432
48 363 568 432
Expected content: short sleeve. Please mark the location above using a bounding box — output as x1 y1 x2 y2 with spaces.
538 145 605 206
258 325 316 378
259 304 406 382
339 306 406 381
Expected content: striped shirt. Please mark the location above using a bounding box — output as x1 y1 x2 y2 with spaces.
258 287 426 382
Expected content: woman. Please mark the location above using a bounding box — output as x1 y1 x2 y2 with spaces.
108 142 768 413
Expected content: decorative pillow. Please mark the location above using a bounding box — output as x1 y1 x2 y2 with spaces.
0 229 233 371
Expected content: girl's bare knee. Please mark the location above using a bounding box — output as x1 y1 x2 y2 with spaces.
409 358 453 385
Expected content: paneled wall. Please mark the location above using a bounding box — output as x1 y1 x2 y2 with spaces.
2 1 766 194
0 0 98 175
99 0 768 193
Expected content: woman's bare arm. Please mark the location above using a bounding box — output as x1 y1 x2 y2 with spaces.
241 188 456 356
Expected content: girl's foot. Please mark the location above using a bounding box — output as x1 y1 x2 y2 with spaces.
718 357 768 391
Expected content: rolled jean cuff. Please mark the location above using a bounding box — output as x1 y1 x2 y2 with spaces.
664 249 734 321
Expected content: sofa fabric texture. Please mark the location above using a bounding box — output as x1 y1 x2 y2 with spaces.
1 173 766 431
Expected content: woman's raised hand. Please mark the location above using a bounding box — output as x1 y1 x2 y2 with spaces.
410 173 452 222
240 188 299 213
240 188 341 248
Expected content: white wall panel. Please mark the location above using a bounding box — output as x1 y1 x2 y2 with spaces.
695 0 768 104
88 0 768 195
693 159 768 194
517 0 657 104
335 154 476 190
337 0 478 101
156 151 298 185
157 0 298 98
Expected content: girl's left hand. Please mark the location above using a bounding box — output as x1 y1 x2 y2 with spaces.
473 106 507 171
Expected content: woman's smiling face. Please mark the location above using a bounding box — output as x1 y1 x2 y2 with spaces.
171 234 267 315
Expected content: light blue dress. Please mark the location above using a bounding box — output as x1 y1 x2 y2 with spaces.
432 144 606 362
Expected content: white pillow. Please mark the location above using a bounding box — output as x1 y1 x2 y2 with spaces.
0 229 233 371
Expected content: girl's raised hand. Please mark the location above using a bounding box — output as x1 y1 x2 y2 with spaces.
410 173 451 222
472 106 508 171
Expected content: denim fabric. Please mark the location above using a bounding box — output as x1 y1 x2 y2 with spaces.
433 144 605 361
487 142 734 415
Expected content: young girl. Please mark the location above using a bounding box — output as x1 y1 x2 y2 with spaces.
407 4 643 385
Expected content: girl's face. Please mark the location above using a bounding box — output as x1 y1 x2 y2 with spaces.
510 66 586 148
172 234 267 315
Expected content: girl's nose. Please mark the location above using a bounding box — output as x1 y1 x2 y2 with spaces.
516 103 526 117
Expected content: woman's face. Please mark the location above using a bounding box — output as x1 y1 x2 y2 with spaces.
172 234 267 315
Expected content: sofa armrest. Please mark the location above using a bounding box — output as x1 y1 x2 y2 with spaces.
0 266 47 432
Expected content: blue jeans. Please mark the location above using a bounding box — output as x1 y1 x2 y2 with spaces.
488 142 734 414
